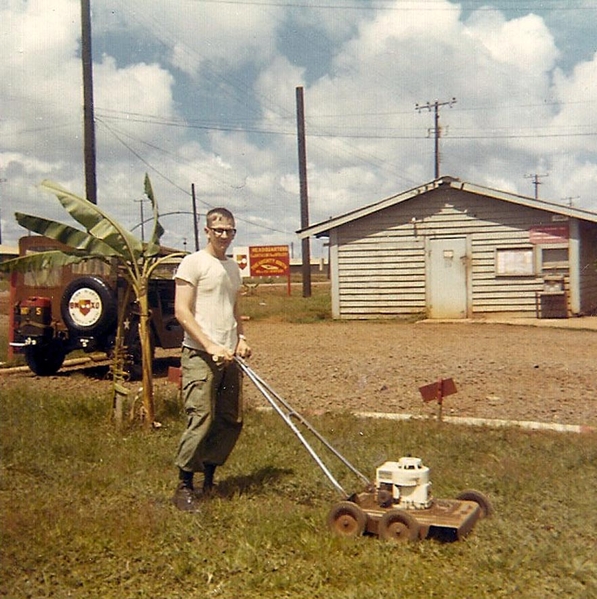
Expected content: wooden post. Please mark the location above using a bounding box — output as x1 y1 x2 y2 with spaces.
296 86 311 298
80 0 97 204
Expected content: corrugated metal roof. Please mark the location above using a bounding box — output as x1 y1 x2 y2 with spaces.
297 176 597 239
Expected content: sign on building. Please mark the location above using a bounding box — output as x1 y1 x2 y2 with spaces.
529 225 569 245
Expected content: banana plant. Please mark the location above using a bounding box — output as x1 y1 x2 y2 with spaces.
1 175 183 427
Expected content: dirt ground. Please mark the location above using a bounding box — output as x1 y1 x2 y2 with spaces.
243 320 597 427
2 312 596 428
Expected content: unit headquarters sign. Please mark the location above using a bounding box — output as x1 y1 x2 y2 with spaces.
234 245 291 293
248 245 290 277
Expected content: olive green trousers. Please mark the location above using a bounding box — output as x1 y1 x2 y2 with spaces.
174 347 243 473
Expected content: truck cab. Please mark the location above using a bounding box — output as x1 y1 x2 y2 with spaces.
9 235 183 376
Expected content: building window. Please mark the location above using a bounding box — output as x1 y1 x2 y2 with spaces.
495 247 535 276
540 246 568 273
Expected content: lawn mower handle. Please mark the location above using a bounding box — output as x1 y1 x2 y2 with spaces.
234 356 372 498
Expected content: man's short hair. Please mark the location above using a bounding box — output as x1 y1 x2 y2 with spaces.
206 207 235 226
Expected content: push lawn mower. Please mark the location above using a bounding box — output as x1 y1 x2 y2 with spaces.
235 357 492 543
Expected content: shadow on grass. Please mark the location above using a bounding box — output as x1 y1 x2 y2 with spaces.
216 465 295 498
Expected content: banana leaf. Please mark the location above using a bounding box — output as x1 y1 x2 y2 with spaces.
15 213 120 256
40 180 143 261
0 250 97 273
143 174 164 258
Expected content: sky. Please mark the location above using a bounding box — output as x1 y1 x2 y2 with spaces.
1 0 596 256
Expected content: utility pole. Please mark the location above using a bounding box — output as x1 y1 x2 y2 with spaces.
81 0 97 204
562 196 579 207
135 197 149 242
296 86 311 298
191 183 200 251
525 173 548 200
415 97 457 179
0 177 6 245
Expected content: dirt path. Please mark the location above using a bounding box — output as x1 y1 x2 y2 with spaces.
242 321 597 427
3 318 595 428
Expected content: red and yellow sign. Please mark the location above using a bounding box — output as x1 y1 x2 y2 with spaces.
249 245 290 277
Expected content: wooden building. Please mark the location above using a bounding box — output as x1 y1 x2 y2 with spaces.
298 176 597 320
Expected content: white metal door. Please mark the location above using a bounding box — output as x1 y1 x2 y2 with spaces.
428 238 468 319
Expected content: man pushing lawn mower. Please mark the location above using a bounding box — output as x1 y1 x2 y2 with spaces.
172 207 252 512
169 208 492 540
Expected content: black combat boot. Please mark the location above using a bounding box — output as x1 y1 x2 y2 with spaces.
172 469 201 512
203 463 217 494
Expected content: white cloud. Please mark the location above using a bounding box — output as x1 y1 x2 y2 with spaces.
465 10 559 72
550 51 597 153
289 2 588 212
0 0 183 244
96 0 282 77
96 58 175 117
1 0 596 250
1 1 80 155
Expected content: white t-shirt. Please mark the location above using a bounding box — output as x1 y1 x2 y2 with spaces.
175 249 242 352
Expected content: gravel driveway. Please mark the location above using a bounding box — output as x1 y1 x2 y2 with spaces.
2 312 596 428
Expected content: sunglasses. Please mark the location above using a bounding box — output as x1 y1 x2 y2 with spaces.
208 227 237 237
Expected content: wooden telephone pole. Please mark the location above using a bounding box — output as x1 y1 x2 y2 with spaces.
81 0 97 204
415 97 457 179
296 86 311 298
525 173 548 200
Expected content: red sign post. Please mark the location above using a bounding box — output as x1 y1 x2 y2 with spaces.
419 378 458 421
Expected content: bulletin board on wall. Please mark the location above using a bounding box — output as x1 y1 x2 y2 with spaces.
495 247 535 277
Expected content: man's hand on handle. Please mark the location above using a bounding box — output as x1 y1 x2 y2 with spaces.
236 336 252 359
208 335 251 365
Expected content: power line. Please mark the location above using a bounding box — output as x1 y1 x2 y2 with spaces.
96 94 597 123
189 0 597 11
95 108 596 141
97 118 193 199
96 118 292 237
114 0 296 125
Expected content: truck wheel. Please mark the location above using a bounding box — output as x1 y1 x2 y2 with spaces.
456 489 494 518
378 509 420 542
24 339 66 376
327 501 367 537
61 276 117 337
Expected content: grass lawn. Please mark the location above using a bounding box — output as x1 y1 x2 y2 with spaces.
1 381 596 598
240 279 332 323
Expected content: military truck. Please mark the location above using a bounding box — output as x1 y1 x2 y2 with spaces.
9 235 183 377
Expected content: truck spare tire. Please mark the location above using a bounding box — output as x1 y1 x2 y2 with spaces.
60 276 117 337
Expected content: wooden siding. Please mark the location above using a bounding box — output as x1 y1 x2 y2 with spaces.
333 187 577 319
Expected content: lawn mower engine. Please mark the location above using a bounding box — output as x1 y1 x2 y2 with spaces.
376 457 433 510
